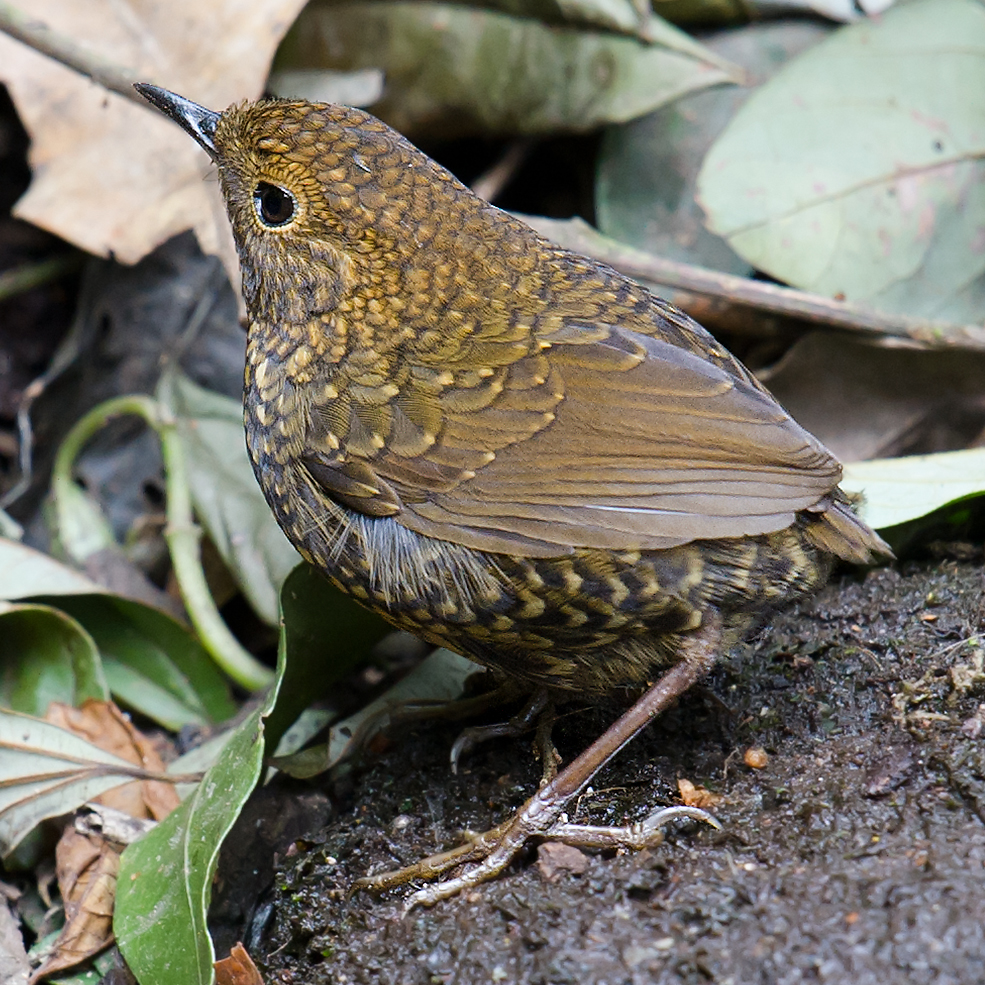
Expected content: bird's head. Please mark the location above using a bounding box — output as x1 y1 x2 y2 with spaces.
135 84 461 327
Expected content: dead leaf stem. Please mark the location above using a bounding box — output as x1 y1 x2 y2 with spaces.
524 215 985 353
0 2 145 104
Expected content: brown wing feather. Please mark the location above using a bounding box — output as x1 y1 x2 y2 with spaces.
302 315 843 558
390 328 839 555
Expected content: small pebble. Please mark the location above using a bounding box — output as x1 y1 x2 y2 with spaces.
744 746 769 769
537 842 588 881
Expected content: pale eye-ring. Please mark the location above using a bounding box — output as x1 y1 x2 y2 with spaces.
253 182 296 227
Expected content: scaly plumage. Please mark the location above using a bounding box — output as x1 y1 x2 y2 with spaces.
137 84 891 907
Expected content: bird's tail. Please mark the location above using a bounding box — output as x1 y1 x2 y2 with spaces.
802 491 894 565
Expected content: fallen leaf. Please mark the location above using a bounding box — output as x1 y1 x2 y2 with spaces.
46 700 179 821
0 0 309 285
0 708 162 859
271 647 476 779
842 448 985 530
276 1 737 138
0 894 30 985
597 20 828 276
698 0 985 322
677 778 723 810
30 826 119 983
760 333 985 464
215 943 265 985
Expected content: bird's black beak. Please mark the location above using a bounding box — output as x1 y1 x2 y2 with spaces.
134 83 220 160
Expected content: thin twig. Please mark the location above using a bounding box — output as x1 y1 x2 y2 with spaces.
523 215 985 352
51 394 273 692
0 1 144 105
471 140 533 204
0 253 82 303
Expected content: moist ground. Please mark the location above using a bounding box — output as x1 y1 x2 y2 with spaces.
221 555 985 985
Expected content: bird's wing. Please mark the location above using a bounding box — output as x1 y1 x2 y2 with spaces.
303 321 842 557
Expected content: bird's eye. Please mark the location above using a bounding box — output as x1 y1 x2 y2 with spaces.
253 182 296 227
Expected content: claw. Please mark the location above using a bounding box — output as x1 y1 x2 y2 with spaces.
546 804 720 850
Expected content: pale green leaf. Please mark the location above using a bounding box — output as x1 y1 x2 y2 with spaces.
597 20 828 274
158 370 301 626
842 448 985 530
697 0 985 321
0 538 102 600
275 647 476 779
0 709 139 859
276 1 738 137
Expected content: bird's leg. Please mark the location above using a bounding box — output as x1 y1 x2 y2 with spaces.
533 699 561 785
353 612 723 911
449 688 553 775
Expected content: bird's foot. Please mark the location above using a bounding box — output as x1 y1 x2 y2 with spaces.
352 800 718 913
354 614 725 912
450 687 559 781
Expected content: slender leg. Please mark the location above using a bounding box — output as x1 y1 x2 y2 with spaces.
533 701 561 785
353 611 723 911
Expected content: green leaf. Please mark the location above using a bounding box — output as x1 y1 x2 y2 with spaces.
0 538 103 600
276 1 738 137
0 604 107 716
47 481 117 567
0 709 140 858
265 563 391 756
651 0 892 25
350 0 654 37
113 566 386 985
275 646 476 779
115 649 285 985
842 448 985 530
697 0 985 322
44 596 237 730
597 20 828 274
157 370 300 627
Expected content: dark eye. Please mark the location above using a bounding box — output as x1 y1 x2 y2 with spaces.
253 182 296 227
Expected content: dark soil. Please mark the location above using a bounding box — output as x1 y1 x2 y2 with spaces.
234 556 985 985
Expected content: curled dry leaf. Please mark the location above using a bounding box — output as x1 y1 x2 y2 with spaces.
28 703 184 981
0 0 309 286
215 942 266 985
45 700 179 821
30 826 119 984
677 778 723 810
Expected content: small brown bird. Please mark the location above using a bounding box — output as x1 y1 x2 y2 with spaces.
137 84 890 909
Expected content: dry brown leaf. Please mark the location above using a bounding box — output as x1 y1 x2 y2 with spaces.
30 826 118 983
759 333 985 463
0 892 30 985
215 943 265 985
0 0 308 285
45 700 179 821
677 778 723 810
